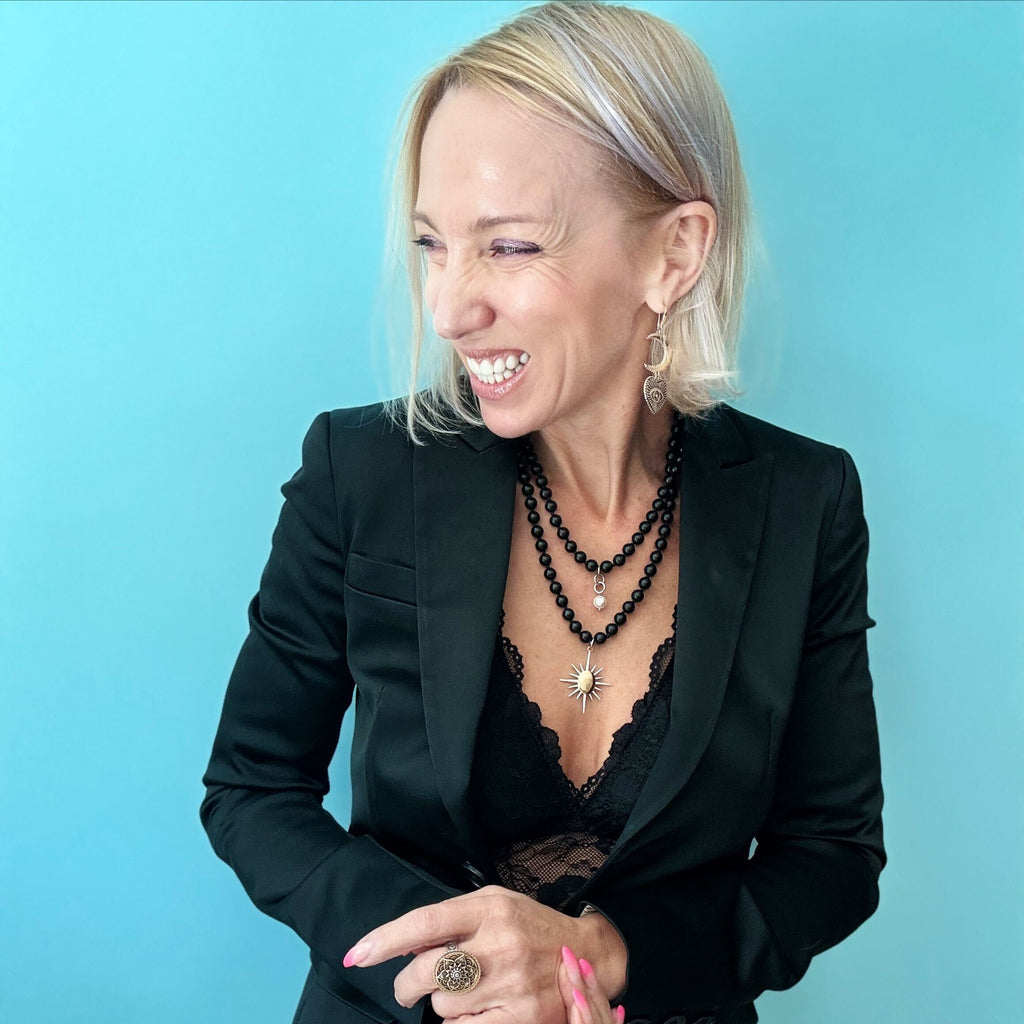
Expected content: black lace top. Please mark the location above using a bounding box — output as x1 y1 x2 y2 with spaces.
468 608 676 912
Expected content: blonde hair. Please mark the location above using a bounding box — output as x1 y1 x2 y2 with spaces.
384 0 750 440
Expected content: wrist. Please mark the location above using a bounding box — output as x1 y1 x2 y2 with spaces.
575 905 628 1001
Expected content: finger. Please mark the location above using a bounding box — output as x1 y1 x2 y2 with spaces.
616 1005 627 1023
573 988 596 1024
579 957 600 994
393 945 449 1009
557 960 579 1020
344 900 478 967
561 946 585 992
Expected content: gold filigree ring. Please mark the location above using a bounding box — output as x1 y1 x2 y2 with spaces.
434 942 482 994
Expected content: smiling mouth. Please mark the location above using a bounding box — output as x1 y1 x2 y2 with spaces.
464 352 530 386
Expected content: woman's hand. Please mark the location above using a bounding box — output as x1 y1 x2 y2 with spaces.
558 946 626 1024
343 885 627 1024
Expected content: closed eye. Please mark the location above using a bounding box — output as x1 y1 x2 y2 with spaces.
491 241 541 257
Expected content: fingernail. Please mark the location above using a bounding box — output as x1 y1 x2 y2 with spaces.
579 958 594 977
562 945 579 968
343 941 371 967
616 1006 626 1023
573 989 587 1010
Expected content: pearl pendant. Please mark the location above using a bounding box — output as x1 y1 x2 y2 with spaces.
593 594 607 610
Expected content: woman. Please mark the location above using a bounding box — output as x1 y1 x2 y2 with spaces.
200 4 885 1024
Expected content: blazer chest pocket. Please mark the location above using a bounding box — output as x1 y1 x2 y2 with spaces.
343 551 420 695
345 550 418 606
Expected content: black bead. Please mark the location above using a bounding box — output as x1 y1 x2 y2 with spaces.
631 589 644 602
584 558 598 573
562 607 575 621
650 550 663 564
539 487 552 500
535 474 547 487
622 543 635 557
604 623 617 637
600 560 613 574
579 630 592 644
644 564 657 578
550 581 562 594
531 525 544 538
527 510 540 524
521 482 534 495
550 514 562 528
657 485 670 499
545 500 558 513
556 594 569 608
594 632 607 644
632 531 644 545
653 498 665 511
639 576 652 590
535 538 548 552
543 567 557 581
645 509 659 523
574 551 587 564
654 537 667 551
639 521 652 534
613 553 626 566
661 511 674 523
525 496 537 510
565 540 577 554
614 611 627 625
658 524 671 538
539 552 552 566
622 600 635 614
569 620 583 634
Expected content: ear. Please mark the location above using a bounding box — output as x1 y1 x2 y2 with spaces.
642 200 717 313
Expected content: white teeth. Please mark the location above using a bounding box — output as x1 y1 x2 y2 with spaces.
463 352 530 385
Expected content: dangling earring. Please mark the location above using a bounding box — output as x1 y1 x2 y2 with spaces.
643 310 671 415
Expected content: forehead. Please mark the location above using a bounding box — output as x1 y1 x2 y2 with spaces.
415 86 604 219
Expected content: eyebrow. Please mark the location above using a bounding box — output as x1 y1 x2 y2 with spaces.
412 211 542 233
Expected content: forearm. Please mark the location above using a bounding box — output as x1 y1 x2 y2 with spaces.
201 782 462 1019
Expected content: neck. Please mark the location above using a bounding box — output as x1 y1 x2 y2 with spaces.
530 403 675 523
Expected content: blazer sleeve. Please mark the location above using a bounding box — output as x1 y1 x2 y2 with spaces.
199 411 460 1021
589 447 885 1012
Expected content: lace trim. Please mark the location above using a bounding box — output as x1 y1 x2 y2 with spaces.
498 606 677 801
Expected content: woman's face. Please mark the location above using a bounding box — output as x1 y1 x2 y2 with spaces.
414 86 659 440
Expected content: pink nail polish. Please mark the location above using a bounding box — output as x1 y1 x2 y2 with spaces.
562 946 577 967
616 1005 626 1023
343 941 369 968
573 989 587 1009
579 958 595 978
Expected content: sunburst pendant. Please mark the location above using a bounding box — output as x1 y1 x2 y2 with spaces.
561 643 609 714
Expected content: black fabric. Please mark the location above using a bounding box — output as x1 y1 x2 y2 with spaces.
469 608 676 910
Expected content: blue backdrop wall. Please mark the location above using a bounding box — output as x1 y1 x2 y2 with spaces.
2 2 1021 1021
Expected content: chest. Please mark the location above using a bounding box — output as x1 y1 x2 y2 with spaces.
501 486 680 789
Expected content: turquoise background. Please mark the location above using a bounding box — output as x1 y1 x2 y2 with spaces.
2 1 1021 1021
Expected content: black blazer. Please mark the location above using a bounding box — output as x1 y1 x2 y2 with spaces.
200 401 885 1024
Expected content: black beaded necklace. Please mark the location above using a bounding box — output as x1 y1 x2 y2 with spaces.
516 412 682 713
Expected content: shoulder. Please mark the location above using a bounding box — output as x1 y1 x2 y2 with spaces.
694 404 864 528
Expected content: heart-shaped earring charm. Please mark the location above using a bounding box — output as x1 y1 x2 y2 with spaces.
643 374 667 415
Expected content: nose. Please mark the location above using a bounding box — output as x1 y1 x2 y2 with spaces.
428 262 495 341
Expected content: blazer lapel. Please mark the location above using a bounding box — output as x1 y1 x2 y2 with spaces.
612 409 774 854
413 424 518 859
